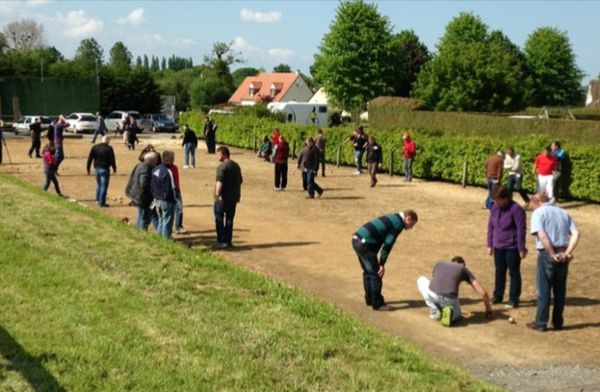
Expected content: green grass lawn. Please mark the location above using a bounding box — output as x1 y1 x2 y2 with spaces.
0 174 499 391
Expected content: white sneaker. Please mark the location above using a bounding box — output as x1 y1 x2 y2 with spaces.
183 165 189 169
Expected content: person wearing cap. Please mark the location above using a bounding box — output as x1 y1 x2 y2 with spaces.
352 210 418 311
402 131 416 182
527 193 579 332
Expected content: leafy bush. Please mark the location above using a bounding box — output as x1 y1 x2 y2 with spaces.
180 111 600 202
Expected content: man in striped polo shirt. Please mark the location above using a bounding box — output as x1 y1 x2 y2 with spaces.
352 210 418 311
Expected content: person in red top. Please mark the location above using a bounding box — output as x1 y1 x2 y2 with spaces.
402 131 416 182
271 128 281 162
532 146 558 203
273 135 290 191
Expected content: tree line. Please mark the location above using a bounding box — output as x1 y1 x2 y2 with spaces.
1 3 593 117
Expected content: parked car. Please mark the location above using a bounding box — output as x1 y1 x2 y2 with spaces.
140 113 178 133
66 112 97 133
12 115 52 135
105 111 143 134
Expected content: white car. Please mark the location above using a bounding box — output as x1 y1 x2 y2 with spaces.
12 115 52 135
105 111 142 134
66 112 97 133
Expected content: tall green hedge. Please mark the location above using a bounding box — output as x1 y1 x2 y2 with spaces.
180 112 600 202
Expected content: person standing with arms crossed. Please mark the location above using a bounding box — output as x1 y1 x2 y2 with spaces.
86 135 117 207
204 116 216 154
352 210 418 311
527 193 580 332
214 146 243 248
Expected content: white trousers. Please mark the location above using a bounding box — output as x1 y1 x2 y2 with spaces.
417 276 461 321
537 174 555 202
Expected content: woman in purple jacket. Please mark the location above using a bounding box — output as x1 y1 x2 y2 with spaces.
487 186 527 308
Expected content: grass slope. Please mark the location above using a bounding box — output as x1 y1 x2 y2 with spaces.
0 173 499 391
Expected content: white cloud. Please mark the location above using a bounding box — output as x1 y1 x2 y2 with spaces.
232 36 259 53
240 8 281 24
151 33 166 44
25 0 54 6
63 10 103 37
267 48 296 62
117 8 145 26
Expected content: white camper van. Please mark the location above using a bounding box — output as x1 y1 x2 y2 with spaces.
267 102 328 125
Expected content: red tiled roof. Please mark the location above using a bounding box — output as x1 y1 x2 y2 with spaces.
229 72 300 104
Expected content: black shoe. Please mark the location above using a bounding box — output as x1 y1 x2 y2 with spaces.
526 322 547 332
492 298 502 304
100 203 110 208
553 324 564 331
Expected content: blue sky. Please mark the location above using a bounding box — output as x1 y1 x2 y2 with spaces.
1 1 598 82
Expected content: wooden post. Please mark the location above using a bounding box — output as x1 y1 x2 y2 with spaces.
389 150 394 177
292 140 296 159
461 157 468 187
336 145 342 167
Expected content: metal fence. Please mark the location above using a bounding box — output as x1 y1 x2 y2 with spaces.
0 76 100 121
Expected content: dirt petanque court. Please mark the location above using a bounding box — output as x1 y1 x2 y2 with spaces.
2 133 600 391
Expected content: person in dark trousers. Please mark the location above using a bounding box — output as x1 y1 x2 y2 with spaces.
487 186 527 308
504 146 530 204
214 146 243 248
28 117 43 158
53 115 69 171
126 151 159 230
46 121 55 143
315 128 326 177
204 116 216 154
86 135 117 207
92 112 107 144
484 149 504 209
527 193 580 332
273 135 290 191
366 135 382 187
125 116 139 150
181 124 198 168
352 210 418 310
42 141 63 196
297 137 323 199
0 124 6 164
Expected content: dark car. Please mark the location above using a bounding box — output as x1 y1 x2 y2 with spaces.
140 113 178 133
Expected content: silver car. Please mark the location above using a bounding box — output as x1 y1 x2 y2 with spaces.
105 110 143 134
66 112 97 133
12 115 52 135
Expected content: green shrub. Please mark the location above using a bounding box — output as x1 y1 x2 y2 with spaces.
180 111 600 202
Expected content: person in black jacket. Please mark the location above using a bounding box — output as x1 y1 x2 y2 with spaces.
181 124 198 168
366 136 383 187
28 117 43 158
204 116 216 154
297 137 323 199
151 150 177 238
126 151 159 230
87 135 117 207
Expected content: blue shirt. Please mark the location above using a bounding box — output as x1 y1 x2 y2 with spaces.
531 204 577 250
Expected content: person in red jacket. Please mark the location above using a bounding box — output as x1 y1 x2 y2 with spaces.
273 136 290 191
532 146 558 203
402 131 416 182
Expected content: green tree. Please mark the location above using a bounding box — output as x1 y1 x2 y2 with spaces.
390 30 430 97
190 73 232 107
109 41 132 71
143 54 149 70
413 12 529 112
73 38 103 77
135 55 142 68
0 32 8 54
231 66 261 87
272 63 292 73
151 56 159 71
311 0 394 114
161 56 166 71
155 67 201 110
524 27 584 106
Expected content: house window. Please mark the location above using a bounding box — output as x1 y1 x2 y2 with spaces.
318 106 327 113
249 85 255 96
270 86 276 97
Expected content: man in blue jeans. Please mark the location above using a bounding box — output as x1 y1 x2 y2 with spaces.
214 146 243 248
86 135 117 207
528 193 580 332
151 150 177 238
